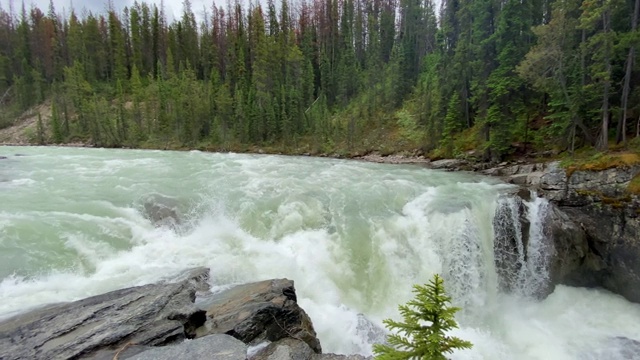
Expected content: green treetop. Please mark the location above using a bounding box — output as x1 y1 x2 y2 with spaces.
373 274 472 360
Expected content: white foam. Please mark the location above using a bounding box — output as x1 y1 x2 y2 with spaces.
0 147 639 359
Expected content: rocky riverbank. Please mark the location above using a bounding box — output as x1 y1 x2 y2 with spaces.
0 268 371 360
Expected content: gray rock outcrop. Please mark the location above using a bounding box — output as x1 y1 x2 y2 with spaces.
130 334 247 360
250 338 371 360
0 267 210 360
0 272 334 360
485 160 640 303
196 279 322 353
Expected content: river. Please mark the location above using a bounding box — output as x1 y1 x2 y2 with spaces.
0 146 639 359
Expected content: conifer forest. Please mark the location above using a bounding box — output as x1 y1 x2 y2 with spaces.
0 0 638 159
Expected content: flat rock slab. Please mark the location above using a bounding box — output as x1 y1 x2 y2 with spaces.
197 279 322 353
0 267 209 360
130 334 247 360
429 159 466 170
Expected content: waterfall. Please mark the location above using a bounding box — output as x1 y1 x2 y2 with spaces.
493 192 553 298
2 146 640 359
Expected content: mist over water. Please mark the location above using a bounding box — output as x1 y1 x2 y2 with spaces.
1 146 639 359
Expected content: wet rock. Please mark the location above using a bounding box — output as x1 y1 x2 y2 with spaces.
140 193 182 228
507 173 530 185
251 338 315 360
130 334 247 360
0 267 210 360
515 188 533 202
545 204 592 289
560 202 640 302
429 159 466 170
196 279 322 353
250 338 371 360
480 167 502 176
488 159 640 303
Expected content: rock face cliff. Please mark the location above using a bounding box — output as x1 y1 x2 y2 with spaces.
485 161 640 303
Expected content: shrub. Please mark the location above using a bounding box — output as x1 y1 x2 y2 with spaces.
373 274 472 360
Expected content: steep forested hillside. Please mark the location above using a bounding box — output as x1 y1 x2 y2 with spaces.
0 0 638 160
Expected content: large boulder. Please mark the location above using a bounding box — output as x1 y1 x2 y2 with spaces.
196 279 322 353
0 267 210 360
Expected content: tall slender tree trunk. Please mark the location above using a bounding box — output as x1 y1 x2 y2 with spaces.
619 0 639 146
463 80 471 128
598 8 612 151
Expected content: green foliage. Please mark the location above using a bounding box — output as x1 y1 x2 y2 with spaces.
0 0 638 156
396 109 421 144
50 100 64 143
440 94 463 157
36 112 45 145
373 274 472 360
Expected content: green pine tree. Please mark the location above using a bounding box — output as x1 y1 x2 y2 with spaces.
51 99 63 143
373 274 472 360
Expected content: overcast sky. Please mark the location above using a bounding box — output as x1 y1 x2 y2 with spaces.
0 0 233 21
1 0 443 23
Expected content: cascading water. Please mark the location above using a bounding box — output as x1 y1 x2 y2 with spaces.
1 146 639 360
493 194 552 298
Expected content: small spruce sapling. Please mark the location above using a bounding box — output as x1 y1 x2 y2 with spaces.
373 274 472 360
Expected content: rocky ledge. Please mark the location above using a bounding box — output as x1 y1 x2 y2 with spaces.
0 268 370 360
484 161 640 303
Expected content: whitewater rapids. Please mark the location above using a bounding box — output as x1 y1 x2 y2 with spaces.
0 146 638 359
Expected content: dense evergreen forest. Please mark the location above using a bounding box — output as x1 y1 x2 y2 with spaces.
0 0 638 160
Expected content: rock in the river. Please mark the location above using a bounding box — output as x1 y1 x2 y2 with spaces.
129 334 247 360
250 338 372 360
196 279 322 353
140 193 182 228
0 267 210 360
